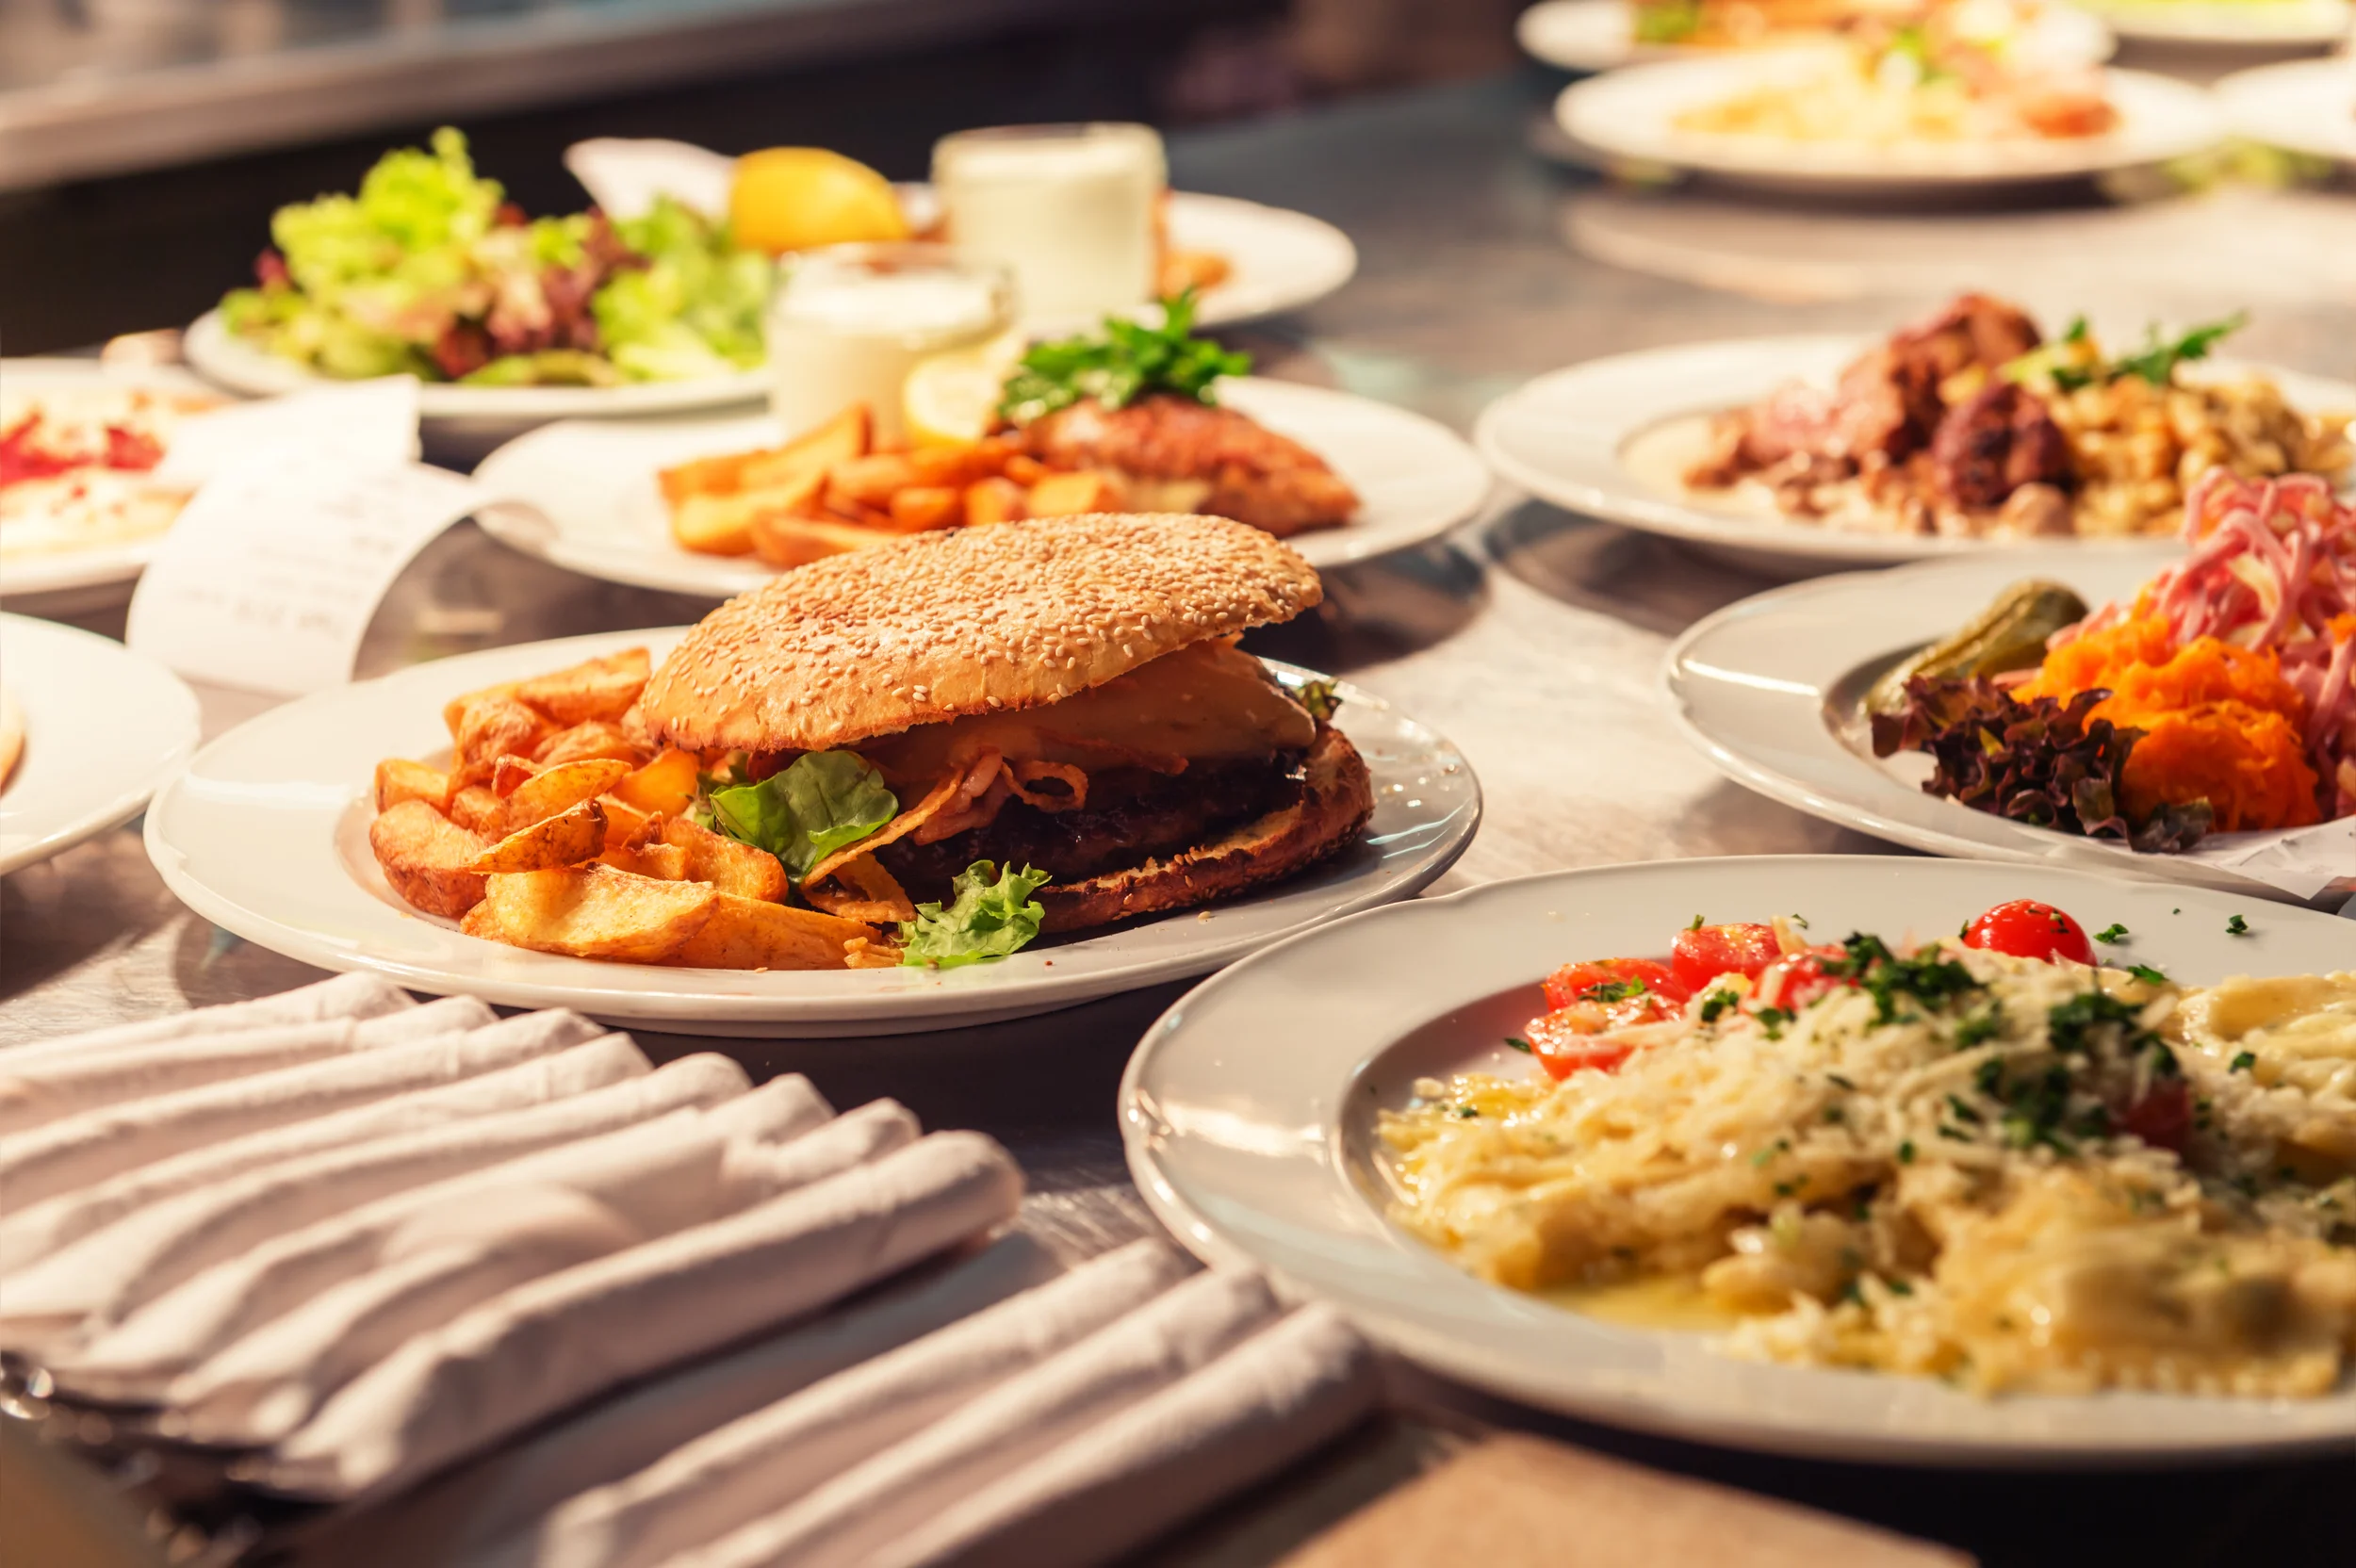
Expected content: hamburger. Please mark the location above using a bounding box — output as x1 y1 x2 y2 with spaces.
640 511 1375 948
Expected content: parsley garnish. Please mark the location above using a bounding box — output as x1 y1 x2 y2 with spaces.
1504 1036 1533 1054
2230 1051 2257 1073
2127 964 2168 986
1698 990 1735 1024
1754 1006 1792 1040
2094 923 2128 944
2226 913 2250 937
1820 932 1981 1025
1580 978 1649 1004
1293 678 1341 722
998 289 1250 424
1897 1139 1917 1164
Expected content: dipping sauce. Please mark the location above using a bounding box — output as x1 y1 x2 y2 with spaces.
765 244 1011 443
931 123 1166 327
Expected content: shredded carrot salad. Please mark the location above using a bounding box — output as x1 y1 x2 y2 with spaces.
2029 471 2356 828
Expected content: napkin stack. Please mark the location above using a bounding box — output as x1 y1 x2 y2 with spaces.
4 978 1387 1568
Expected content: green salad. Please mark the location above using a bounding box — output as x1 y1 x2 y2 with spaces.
220 128 769 387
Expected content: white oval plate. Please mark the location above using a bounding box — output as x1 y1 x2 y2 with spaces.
0 615 200 875
2080 0 2348 44
2218 58 2356 165
1124 853 2356 1464
471 377 1496 596
1517 0 2114 73
1556 57 2225 193
144 629 1480 1036
0 358 228 609
1474 335 2356 571
1155 191 1360 328
1662 545 2356 902
182 312 769 445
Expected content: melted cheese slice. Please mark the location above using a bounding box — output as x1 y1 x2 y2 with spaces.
857 639 1315 786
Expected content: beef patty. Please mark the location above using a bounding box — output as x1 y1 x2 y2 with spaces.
875 752 1306 902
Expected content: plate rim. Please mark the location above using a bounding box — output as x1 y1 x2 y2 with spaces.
1121 852 2356 1464
2216 57 2356 164
141 627 1482 1033
1517 0 2118 72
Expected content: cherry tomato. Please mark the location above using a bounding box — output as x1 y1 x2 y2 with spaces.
1525 1009 1640 1080
1963 901 2096 966
1751 949 1855 1013
2119 1079 2190 1153
1671 923 1782 993
1541 958 1691 1016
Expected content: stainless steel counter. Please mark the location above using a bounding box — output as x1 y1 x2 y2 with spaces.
7 73 2356 1566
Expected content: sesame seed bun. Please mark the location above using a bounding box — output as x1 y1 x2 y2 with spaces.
642 513 1324 754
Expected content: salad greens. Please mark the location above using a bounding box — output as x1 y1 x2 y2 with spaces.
220 127 768 386
997 289 1251 426
708 752 899 881
899 861 1052 969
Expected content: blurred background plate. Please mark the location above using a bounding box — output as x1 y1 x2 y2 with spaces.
2217 57 2356 163
2077 0 2350 45
1516 0 2116 72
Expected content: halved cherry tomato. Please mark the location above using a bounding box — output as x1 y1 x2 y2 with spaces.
1964 901 2096 966
1749 945 1859 1013
1525 1009 1639 1080
2119 1079 2190 1153
1671 923 1781 993
1541 958 1691 1015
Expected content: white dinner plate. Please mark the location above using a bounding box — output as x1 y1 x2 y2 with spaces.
2217 58 2356 165
1123 854 2356 1463
1474 335 2356 572
1516 0 2115 73
182 311 769 449
0 615 200 875
0 358 230 612
2078 0 2348 44
471 378 1496 596
143 629 1480 1036
1555 57 2225 193
1662 546 2356 903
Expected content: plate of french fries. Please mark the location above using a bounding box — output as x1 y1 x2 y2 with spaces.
468 378 1495 598
140 629 1480 1036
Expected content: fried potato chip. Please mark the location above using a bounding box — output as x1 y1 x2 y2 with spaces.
666 892 874 971
461 865 717 962
374 759 449 812
369 800 490 919
469 797 606 874
451 696 554 790
653 816 790 902
446 785 503 834
535 720 647 769
495 758 633 836
514 648 651 727
611 748 700 817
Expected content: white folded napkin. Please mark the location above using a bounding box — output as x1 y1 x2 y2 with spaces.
6 1054 758 1357
0 997 492 1137
168 1099 918 1447
58 1077 832 1404
535 1238 1194 1568
264 1131 1024 1501
869 1306 1377 1568
0 973 413 1064
665 1268 1284 1568
0 1033 651 1275
0 1009 606 1211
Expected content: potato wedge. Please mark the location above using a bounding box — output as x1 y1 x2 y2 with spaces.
885 485 962 533
443 680 519 739
446 785 504 834
963 476 1025 529
671 470 827 557
653 816 790 902
463 865 717 962
374 759 449 812
450 696 554 790
370 800 490 919
612 748 700 817
749 514 897 569
469 797 606 874
1025 470 1124 517
534 720 647 769
826 453 921 511
601 794 653 852
491 755 543 799
740 403 869 489
495 758 634 837
667 891 874 971
514 648 651 727
601 840 689 879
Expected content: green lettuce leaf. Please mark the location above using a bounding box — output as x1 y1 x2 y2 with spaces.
899 861 1052 969
707 751 897 879
597 196 771 382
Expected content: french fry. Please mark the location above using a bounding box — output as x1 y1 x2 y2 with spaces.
461 865 717 962
450 696 553 790
667 892 873 971
909 438 1017 488
672 469 828 557
963 477 1025 529
885 485 962 533
737 403 869 490
659 449 764 509
468 797 607 874
515 648 651 727
1025 470 1124 517
369 801 490 919
495 758 634 836
826 453 921 511
535 721 647 768
749 514 897 569
611 748 701 817
653 816 790 902
374 759 449 812
1003 454 1051 485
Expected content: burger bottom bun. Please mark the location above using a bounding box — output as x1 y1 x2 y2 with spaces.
1035 724 1377 934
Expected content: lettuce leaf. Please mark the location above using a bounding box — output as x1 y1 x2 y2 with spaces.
707 751 897 879
597 196 771 381
899 861 1051 968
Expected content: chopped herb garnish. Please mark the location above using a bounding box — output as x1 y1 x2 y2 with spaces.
1751 1136 1792 1168
1954 1004 2004 1050
997 288 1250 424
1827 1072 1857 1090
1455 1105 1480 1119
1293 678 1341 722
2127 964 2169 987
1897 1139 1917 1164
1504 1036 1533 1054
2094 923 2128 944
1699 989 1736 1024
2226 914 2250 937
1754 1005 1793 1040
1820 932 1982 1025
1580 978 1650 1004
2230 1051 2257 1074
1947 1092 1984 1125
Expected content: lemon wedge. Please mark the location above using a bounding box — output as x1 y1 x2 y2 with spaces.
903 332 1027 446
728 149 909 254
